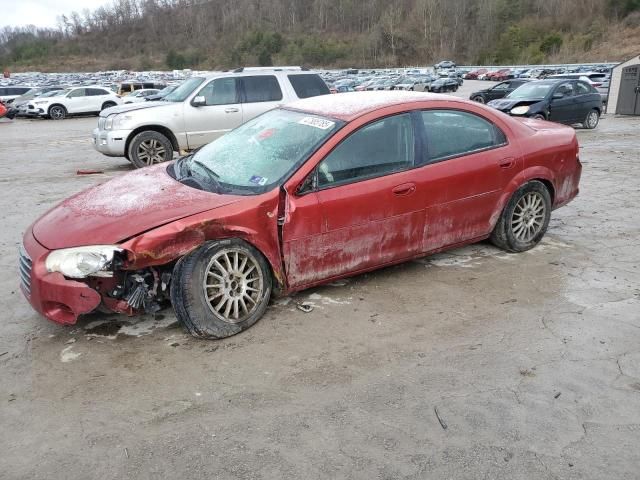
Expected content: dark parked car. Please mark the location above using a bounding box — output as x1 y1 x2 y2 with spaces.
435 60 456 69
21 91 581 339
487 79 602 129
470 79 531 104
430 78 459 93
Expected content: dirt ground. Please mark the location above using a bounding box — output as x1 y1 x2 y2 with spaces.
1 82 639 479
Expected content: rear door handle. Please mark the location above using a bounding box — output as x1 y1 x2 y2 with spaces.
499 157 515 169
392 183 416 196
225 107 239 113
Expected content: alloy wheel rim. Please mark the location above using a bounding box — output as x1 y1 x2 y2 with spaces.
51 107 63 119
137 139 166 164
202 248 264 324
511 192 546 242
587 111 598 128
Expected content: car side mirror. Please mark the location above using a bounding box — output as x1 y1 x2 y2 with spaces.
192 95 206 107
552 92 564 99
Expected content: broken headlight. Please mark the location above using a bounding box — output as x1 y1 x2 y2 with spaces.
45 246 123 279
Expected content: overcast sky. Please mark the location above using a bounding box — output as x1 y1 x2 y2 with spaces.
1 0 110 29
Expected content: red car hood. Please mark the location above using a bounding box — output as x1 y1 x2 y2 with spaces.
32 164 242 249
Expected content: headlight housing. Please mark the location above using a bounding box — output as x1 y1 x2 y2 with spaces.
110 114 135 130
45 246 123 278
510 105 530 115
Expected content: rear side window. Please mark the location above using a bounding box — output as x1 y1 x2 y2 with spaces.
87 88 108 96
199 78 238 105
420 110 506 163
288 74 330 98
241 75 282 103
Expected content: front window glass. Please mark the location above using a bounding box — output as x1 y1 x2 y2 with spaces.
318 113 414 188
199 78 238 105
555 82 575 97
507 83 554 100
67 88 85 98
164 77 205 102
182 109 342 193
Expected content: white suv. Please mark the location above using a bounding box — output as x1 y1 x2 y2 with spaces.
27 86 122 120
93 67 330 168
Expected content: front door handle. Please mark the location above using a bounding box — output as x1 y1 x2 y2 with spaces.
392 183 416 196
225 107 239 113
499 157 515 169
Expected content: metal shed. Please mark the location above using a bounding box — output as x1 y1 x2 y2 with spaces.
608 54 640 115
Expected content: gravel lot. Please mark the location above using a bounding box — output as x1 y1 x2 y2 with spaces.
1 81 639 479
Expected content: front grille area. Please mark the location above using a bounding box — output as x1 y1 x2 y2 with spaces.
19 246 32 296
97 116 105 130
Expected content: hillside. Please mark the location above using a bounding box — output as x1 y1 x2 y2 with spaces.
1 0 639 72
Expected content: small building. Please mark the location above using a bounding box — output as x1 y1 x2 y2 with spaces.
608 54 640 115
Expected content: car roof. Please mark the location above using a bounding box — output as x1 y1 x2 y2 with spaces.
286 91 456 121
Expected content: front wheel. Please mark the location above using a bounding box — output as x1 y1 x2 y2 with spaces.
171 239 273 339
583 109 599 129
531 113 546 121
101 101 116 110
490 181 552 253
472 96 485 103
48 105 66 120
128 130 173 168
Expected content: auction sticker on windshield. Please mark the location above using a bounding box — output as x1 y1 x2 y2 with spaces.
298 117 335 130
249 175 268 186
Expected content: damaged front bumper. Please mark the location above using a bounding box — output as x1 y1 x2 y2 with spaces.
20 229 171 325
20 229 102 325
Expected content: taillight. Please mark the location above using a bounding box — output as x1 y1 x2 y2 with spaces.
592 82 601 87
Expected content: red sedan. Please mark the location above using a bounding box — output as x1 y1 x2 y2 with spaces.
20 92 581 339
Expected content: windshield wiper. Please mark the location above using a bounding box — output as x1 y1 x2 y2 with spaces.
186 157 228 192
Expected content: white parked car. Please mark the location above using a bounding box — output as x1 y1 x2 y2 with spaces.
122 89 161 104
93 67 330 168
27 86 122 120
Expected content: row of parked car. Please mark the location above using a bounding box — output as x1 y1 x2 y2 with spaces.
0 82 181 120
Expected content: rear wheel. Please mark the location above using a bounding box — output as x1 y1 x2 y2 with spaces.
583 109 599 129
128 130 173 168
48 105 66 120
490 181 551 253
171 239 272 339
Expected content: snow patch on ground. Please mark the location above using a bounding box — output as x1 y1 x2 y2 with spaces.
60 345 81 362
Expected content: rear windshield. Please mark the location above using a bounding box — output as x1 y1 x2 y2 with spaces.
288 74 330 99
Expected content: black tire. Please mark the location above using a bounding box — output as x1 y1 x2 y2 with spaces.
583 109 599 129
531 113 546 121
171 239 273 339
490 180 552 253
472 95 485 103
48 104 66 120
128 130 173 168
101 101 116 110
